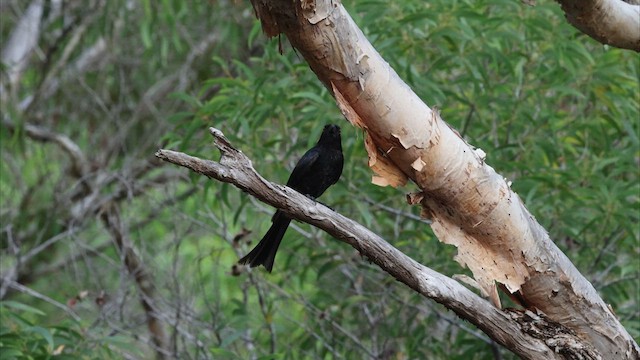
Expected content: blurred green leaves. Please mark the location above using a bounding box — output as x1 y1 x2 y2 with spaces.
0 301 136 359
175 0 638 356
2 0 638 358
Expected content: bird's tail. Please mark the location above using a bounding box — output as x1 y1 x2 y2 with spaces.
238 211 291 272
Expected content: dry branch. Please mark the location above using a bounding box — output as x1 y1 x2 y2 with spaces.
156 127 598 359
0 0 43 96
2 118 172 359
246 1 639 357
100 205 170 360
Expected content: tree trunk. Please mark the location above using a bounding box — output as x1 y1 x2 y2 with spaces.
555 0 640 52
246 0 639 358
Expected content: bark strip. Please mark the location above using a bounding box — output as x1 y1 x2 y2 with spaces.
246 1 638 357
156 128 601 359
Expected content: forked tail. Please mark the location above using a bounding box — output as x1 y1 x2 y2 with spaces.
238 211 291 272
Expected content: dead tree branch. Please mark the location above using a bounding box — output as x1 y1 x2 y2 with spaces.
155 127 599 360
245 1 639 357
1 119 172 359
100 205 170 360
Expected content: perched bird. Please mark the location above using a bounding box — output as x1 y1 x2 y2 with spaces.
239 124 344 272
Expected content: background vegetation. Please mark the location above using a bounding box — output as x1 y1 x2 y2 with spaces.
1 0 638 359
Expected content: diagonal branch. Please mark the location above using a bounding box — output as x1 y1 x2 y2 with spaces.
155 127 596 360
245 2 638 357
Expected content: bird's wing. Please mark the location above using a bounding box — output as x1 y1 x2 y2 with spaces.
285 147 320 191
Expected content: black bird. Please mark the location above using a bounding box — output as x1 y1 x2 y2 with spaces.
239 124 344 272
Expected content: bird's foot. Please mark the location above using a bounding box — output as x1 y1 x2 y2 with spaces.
303 195 334 211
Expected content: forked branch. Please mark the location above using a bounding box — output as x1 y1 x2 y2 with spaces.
154 127 596 360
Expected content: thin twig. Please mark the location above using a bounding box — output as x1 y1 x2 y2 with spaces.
7 281 81 321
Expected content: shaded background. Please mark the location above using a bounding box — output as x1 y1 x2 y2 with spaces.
1 0 638 358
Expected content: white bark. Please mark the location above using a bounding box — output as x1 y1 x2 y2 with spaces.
157 129 574 360
249 0 639 357
556 0 640 51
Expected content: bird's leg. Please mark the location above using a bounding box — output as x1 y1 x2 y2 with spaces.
301 194 334 210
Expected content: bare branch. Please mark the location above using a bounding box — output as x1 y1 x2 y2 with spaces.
6 281 81 322
0 0 44 96
100 204 171 360
19 37 109 110
155 127 587 360
245 1 639 357
2 119 90 177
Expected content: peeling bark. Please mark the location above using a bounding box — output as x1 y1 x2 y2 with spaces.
247 0 639 357
555 0 640 52
156 128 578 360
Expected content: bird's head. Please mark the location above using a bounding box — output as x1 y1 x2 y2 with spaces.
318 124 341 147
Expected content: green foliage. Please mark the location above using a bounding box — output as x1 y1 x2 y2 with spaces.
0 301 131 359
1 0 638 359
171 1 638 358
